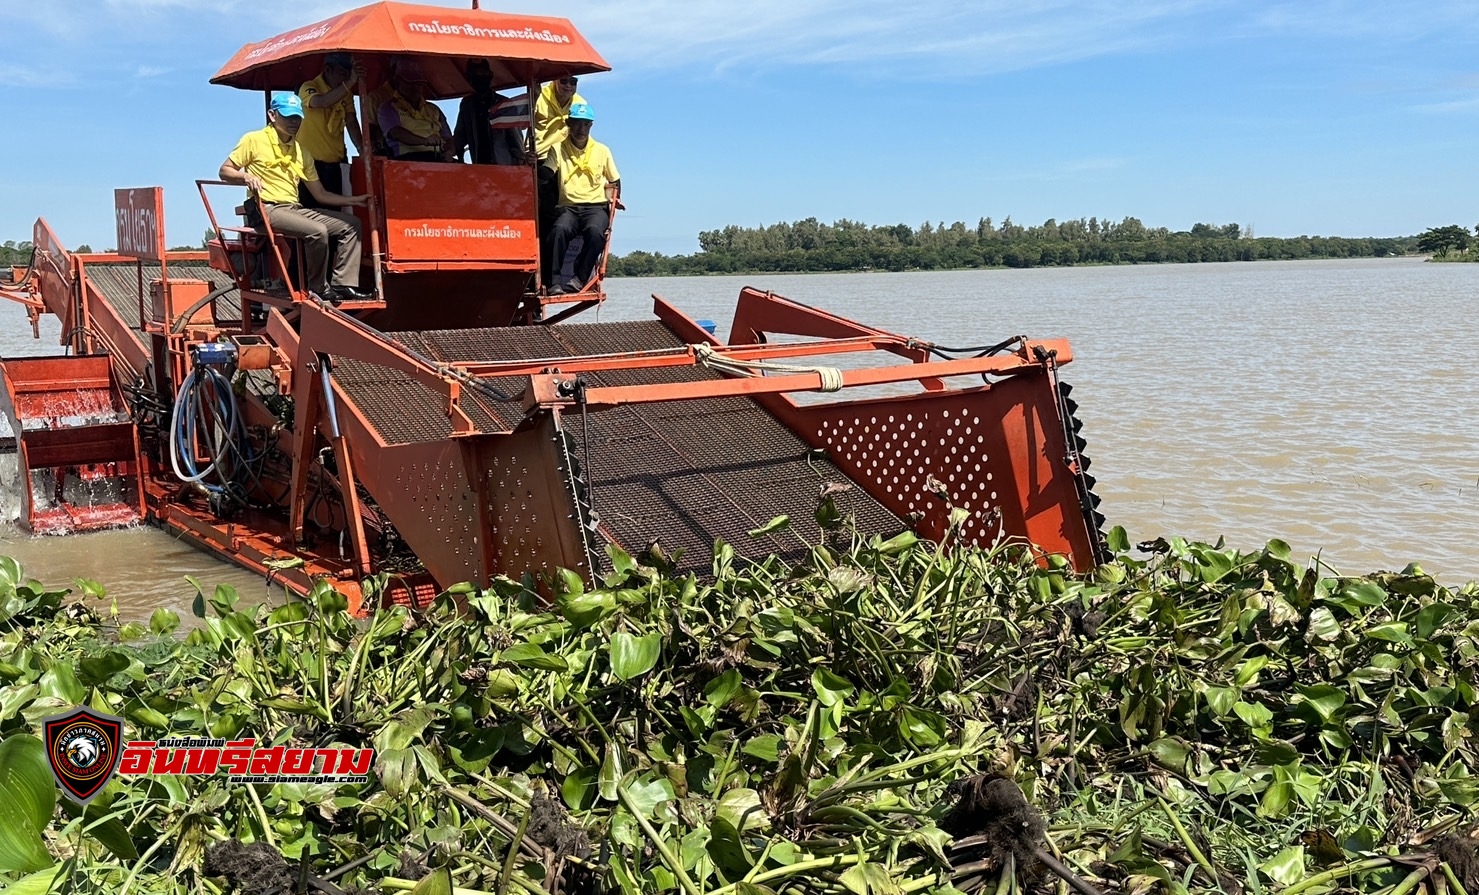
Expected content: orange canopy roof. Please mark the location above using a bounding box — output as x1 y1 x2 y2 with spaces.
211 1 609 97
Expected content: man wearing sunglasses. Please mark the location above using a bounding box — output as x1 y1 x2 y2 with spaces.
535 75 585 158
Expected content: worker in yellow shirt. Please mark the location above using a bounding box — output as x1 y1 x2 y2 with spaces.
534 76 584 158
376 59 454 162
296 52 364 205
218 93 371 302
542 103 620 294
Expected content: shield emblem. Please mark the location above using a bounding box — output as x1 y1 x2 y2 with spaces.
42 707 125 805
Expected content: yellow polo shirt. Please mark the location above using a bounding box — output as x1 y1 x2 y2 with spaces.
534 83 586 157
297 74 352 163
377 92 452 157
227 126 317 206
544 137 619 205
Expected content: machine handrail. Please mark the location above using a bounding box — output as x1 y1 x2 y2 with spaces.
196 179 304 301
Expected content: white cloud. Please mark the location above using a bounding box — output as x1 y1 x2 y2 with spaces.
7 0 1479 81
0 63 67 87
135 64 169 78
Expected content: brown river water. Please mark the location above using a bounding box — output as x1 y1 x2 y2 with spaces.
2 257 1474 620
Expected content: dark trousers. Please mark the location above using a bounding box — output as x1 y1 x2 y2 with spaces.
300 160 346 208
547 203 609 288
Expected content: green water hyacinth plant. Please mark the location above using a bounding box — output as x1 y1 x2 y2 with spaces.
0 529 1475 895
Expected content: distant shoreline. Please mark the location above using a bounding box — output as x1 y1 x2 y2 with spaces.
607 253 1424 278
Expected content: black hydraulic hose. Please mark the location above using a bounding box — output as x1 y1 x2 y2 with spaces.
3 245 37 289
171 283 240 334
921 334 1026 361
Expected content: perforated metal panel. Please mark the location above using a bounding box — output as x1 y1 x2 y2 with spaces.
333 318 908 579
814 403 1005 544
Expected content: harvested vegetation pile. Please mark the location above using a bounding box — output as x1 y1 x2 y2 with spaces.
0 526 1477 895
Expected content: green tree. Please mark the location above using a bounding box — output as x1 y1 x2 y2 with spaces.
1416 224 1471 257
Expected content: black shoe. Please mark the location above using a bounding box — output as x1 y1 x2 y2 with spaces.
327 285 371 302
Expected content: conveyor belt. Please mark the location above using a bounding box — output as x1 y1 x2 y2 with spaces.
334 319 906 572
84 262 238 346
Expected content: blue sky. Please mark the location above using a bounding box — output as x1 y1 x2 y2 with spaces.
1 0 1477 255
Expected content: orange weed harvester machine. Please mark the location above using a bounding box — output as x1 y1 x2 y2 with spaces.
0 2 1106 613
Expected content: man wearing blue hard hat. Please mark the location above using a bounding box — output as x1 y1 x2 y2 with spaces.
219 91 372 302
542 101 620 294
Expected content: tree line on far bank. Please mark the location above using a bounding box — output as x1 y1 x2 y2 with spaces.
607 216 1419 276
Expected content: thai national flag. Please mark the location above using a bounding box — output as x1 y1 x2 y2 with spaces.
489 92 530 129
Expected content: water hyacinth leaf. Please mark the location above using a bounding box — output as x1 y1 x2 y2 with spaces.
1148 737 1193 773
2 864 70 895
1305 606 1341 642
715 787 768 833
558 591 616 629
77 651 130 685
1264 538 1292 559
1365 622 1411 644
746 515 790 537
897 706 947 748
1192 547 1234 583
148 608 180 635
623 776 675 817
74 578 106 600
1416 602 1456 639
609 631 661 681
1334 580 1386 610
1204 686 1238 717
501 642 570 672
606 544 636 576
811 668 854 707
0 734 56 873
599 744 622 802
840 862 903 895
1107 525 1130 554
704 669 742 708
734 884 778 895
873 530 918 556
38 663 84 704
562 765 597 811
742 735 782 762
707 816 754 875
1233 701 1274 731
409 867 453 895
1296 684 1346 722
1258 845 1306 885
58 791 137 862
0 556 21 588
125 704 172 731
377 705 440 752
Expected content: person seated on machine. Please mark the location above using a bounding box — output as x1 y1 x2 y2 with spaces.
542 102 620 295
454 59 527 165
376 59 455 162
219 92 371 303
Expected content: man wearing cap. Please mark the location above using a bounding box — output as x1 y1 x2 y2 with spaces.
377 59 455 162
219 92 371 303
297 53 364 204
543 102 620 294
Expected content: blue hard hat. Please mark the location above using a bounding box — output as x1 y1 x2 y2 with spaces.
568 102 594 122
269 91 304 119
